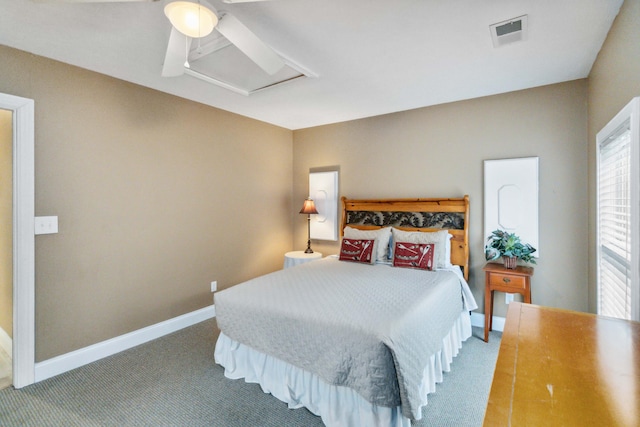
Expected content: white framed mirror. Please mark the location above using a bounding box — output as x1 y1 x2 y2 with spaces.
484 157 539 256
309 170 339 241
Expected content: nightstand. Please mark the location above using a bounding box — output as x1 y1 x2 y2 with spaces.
483 262 533 342
283 251 322 269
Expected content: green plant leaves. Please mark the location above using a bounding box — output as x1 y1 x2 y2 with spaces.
484 229 537 264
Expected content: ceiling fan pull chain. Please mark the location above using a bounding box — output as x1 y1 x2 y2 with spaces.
184 36 190 68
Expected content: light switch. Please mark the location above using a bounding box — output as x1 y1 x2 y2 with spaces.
35 216 58 235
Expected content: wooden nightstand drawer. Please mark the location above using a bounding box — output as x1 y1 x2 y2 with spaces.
483 263 534 342
489 273 526 291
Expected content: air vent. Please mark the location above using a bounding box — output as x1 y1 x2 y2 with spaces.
490 15 528 48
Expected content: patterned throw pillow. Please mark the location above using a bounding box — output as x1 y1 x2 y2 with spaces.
339 238 377 264
343 226 391 262
393 242 435 270
391 228 450 269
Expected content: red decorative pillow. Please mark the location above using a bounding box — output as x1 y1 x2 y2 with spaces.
393 242 435 270
339 238 376 264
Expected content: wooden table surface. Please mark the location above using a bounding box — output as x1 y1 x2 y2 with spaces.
483 302 640 426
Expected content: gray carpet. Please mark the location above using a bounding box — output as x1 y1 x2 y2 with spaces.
0 320 501 426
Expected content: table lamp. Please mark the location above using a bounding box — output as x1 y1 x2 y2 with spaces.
299 197 319 253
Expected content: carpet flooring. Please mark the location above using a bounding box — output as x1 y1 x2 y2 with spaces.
0 319 501 426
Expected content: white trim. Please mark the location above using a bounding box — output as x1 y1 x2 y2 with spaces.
0 93 35 389
34 305 215 382
184 68 250 96
471 312 505 333
183 48 316 97
0 327 12 357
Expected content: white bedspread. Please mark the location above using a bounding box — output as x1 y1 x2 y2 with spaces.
214 257 477 421
215 310 471 426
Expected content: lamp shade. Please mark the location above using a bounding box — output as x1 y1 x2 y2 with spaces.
164 1 218 39
299 198 319 215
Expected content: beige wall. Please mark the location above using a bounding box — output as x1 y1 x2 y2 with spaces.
0 109 12 339
293 80 589 317
587 0 640 312
0 45 293 361
1 0 635 362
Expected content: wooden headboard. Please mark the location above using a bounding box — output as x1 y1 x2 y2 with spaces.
340 196 470 280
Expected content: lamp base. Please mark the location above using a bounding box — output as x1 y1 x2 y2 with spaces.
304 238 314 254
304 217 314 254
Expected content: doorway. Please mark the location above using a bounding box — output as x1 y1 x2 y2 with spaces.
0 108 12 389
0 93 35 389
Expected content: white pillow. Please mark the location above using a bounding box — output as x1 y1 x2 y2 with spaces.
391 228 451 269
343 226 392 262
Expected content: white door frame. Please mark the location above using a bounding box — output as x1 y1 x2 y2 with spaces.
1 93 35 388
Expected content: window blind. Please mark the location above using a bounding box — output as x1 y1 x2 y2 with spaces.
598 121 632 319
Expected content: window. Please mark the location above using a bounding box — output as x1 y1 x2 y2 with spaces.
596 97 640 321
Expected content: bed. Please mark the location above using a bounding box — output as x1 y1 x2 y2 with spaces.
214 196 477 427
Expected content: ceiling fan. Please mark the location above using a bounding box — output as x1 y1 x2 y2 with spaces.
34 0 272 2
34 0 286 78
162 1 285 78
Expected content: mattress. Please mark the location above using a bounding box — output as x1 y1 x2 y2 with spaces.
214 256 477 421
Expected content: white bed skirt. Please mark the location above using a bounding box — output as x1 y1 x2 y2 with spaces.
214 311 472 427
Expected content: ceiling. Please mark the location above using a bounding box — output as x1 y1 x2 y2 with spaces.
0 0 624 130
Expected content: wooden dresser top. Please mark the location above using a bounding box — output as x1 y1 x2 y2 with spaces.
484 302 640 426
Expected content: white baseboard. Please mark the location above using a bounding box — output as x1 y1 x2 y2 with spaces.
0 326 12 357
471 312 506 333
34 305 215 383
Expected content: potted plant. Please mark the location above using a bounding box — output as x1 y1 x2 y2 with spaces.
485 229 537 269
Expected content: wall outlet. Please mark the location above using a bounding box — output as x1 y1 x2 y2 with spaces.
34 216 59 235
211 281 217 292
505 293 515 304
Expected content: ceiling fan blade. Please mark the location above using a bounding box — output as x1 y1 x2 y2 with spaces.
33 0 159 3
162 27 192 77
216 12 285 75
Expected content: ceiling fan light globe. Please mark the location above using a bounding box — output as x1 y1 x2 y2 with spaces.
164 1 218 39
